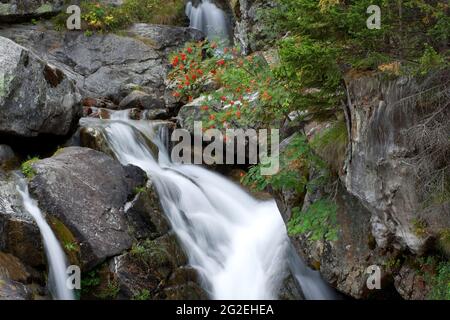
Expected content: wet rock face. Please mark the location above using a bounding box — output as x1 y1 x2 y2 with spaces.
0 171 44 267
0 1 64 23
0 36 82 138
230 0 277 54
283 182 395 299
28 147 145 269
343 72 450 255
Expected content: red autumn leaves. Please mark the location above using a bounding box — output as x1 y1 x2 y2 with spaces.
168 41 272 132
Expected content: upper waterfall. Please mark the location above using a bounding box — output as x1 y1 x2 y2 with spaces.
185 0 232 45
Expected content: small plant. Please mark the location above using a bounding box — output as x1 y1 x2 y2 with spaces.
130 239 169 268
64 242 78 252
133 289 151 300
287 198 339 242
95 278 120 300
133 186 146 195
21 157 39 179
81 270 101 296
412 218 428 237
427 261 450 300
385 257 402 272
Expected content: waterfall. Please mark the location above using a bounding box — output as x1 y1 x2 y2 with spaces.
80 115 337 300
16 179 74 300
185 0 231 45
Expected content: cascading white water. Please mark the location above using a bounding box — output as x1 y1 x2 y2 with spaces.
16 180 74 300
186 0 231 44
80 116 337 300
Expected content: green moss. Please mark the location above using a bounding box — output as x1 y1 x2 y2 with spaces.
412 218 428 238
287 198 339 242
48 216 80 265
133 186 146 195
20 157 39 179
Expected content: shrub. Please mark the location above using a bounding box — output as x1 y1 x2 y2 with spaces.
53 0 186 32
287 198 339 242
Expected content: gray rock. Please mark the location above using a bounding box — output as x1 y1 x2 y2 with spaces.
125 183 170 240
0 276 32 300
119 90 165 110
28 147 141 269
0 145 17 169
0 0 64 23
232 0 278 54
394 264 430 300
0 23 203 107
0 36 82 138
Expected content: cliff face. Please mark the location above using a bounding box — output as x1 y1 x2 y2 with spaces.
276 71 450 299
344 72 450 256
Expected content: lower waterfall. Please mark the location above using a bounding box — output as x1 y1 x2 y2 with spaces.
80 115 337 300
16 179 74 300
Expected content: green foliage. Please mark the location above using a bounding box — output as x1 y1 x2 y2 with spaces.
95 278 120 300
81 270 101 296
428 262 450 300
287 198 338 242
21 157 39 179
417 256 450 300
259 0 449 114
53 0 186 32
242 134 327 193
133 289 151 300
415 44 447 76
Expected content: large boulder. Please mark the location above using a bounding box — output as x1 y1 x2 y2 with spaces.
28 147 146 269
0 1 64 23
109 233 207 300
0 36 81 138
0 23 203 107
